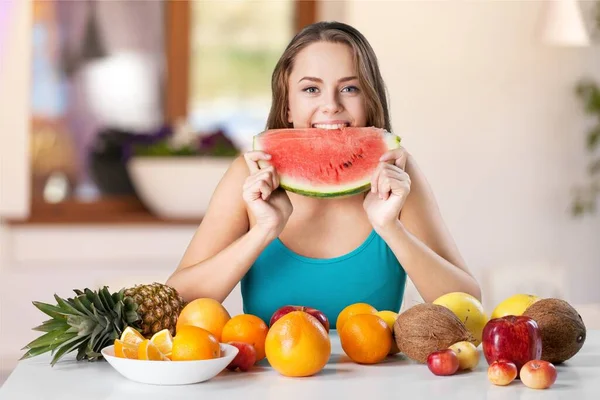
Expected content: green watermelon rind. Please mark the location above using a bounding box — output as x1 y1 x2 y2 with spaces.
279 182 371 198
253 129 401 198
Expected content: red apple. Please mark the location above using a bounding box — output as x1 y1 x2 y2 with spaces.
520 360 557 389
488 360 518 386
482 315 542 373
226 342 256 372
269 305 330 332
427 349 459 376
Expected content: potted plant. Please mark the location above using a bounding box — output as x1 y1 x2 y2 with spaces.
125 120 240 219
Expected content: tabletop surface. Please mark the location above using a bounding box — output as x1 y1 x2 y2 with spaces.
2 330 600 399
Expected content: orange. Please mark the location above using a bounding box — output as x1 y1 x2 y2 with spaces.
340 314 392 364
221 314 269 361
119 327 145 345
150 329 173 359
374 310 400 355
114 339 139 359
176 298 231 341
171 325 221 361
138 339 170 361
265 311 331 377
336 302 377 332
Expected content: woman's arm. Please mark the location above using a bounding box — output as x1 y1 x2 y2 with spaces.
379 153 481 303
166 156 275 303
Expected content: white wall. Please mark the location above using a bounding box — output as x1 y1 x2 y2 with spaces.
0 0 30 219
342 0 600 308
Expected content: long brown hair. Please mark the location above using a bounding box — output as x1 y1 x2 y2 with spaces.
266 21 392 132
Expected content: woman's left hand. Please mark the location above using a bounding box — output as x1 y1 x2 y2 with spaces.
363 147 411 232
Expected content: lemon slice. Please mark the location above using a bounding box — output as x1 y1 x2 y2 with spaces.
120 327 145 345
138 339 170 361
150 329 173 358
114 339 139 359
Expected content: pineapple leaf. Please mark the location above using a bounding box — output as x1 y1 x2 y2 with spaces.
101 287 116 309
86 347 103 361
76 344 88 361
72 296 95 318
49 333 77 355
54 294 84 316
98 290 112 314
114 289 125 303
32 301 69 319
77 319 96 337
20 344 55 360
65 315 95 336
32 319 68 332
50 335 88 366
112 319 123 334
76 294 93 310
85 289 106 313
73 289 84 296
67 296 90 317
123 296 137 311
91 303 102 325
125 310 139 323
89 323 105 346
114 300 123 322
102 315 112 330
21 327 69 350
91 322 116 355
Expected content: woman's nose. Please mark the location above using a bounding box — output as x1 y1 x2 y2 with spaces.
321 91 343 114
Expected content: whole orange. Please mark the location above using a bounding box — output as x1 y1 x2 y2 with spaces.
221 314 269 361
176 298 231 341
171 325 221 361
340 314 392 364
335 302 377 332
265 311 331 377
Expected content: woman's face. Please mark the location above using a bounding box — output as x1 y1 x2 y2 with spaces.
287 41 367 130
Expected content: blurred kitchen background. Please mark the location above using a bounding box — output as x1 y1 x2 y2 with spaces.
1 0 600 385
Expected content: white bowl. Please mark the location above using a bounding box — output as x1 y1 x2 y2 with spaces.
101 343 239 385
127 157 235 219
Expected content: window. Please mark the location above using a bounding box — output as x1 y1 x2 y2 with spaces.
187 0 295 151
16 0 316 224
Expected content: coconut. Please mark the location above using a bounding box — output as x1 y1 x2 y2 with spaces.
393 303 475 363
523 298 586 364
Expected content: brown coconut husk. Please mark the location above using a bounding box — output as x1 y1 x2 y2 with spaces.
523 298 586 364
393 303 475 363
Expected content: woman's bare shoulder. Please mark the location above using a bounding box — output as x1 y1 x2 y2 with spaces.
175 154 251 270
401 151 469 270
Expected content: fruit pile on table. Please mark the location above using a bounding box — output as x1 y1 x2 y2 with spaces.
23 283 586 391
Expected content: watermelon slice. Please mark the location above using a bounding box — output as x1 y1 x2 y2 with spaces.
252 127 401 198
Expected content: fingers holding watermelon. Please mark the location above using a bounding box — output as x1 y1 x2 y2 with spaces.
379 147 408 170
243 171 275 201
364 159 411 232
244 150 272 173
242 151 292 239
243 150 279 199
376 164 409 201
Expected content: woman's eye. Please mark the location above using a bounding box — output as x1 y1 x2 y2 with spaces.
342 86 359 93
303 87 319 94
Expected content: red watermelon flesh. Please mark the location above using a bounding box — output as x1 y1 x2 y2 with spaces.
252 127 401 197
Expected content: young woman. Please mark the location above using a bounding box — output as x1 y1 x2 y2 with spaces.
166 21 481 328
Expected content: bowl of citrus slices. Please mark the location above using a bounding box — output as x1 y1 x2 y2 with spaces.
101 325 239 385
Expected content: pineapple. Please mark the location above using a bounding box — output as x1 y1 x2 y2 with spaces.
21 282 185 366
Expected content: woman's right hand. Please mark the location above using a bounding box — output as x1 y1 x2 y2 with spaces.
243 151 293 239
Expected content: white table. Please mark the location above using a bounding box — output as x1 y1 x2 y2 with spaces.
2 331 600 399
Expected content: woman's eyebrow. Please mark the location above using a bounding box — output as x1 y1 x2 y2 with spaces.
297 76 358 83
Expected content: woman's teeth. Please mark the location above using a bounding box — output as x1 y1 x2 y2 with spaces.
312 123 349 129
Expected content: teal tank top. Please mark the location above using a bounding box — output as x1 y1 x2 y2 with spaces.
241 229 407 329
